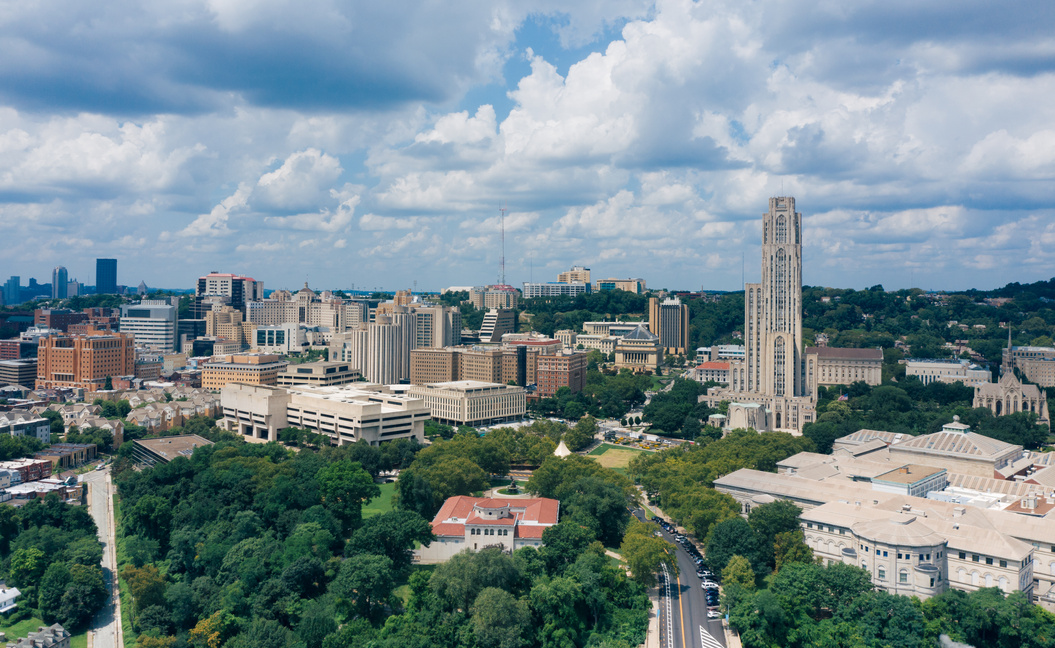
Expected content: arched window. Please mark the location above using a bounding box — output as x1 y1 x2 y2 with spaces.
774 337 786 396
971 571 979 586
985 573 993 587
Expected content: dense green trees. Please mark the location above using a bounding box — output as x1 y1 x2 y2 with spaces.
0 496 106 630
629 430 813 539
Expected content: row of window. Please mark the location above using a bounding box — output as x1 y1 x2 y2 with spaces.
470 527 509 536
959 551 1011 568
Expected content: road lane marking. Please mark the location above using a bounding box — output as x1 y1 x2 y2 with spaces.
700 624 723 648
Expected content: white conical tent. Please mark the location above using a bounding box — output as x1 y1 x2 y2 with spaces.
554 440 572 457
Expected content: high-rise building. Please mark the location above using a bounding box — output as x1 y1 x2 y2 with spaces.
52 267 68 300
3 276 19 306
558 266 591 284
536 350 588 398
648 296 689 354
193 272 264 316
330 312 416 385
120 300 179 352
703 197 817 431
96 259 118 294
36 331 135 391
522 282 590 298
479 309 515 343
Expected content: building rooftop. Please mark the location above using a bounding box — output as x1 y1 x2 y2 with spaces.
874 464 946 485
804 346 883 360
134 435 214 461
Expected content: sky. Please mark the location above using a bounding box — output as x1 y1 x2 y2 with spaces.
2 0 1055 294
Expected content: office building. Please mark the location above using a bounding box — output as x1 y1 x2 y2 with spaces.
416 496 559 563
582 321 641 337
649 296 689 354
408 380 526 427
205 305 255 350
409 345 539 387
479 309 515 343
701 197 817 432
36 332 135 392
34 309 88 332
330 313 415 385
221 382 428 445
536 350 588 398
120 300 178 352
96 258 118 294
254 323 306 354
804 346 884 386
3 276 19 306
904 359 990 385
201 353 289 390
522 282 590 298
558 266 591 284
0 359 38 387
277 361 361 388
193 272 264 317
51 267 68 300
470 285 519 310
595 278 646 293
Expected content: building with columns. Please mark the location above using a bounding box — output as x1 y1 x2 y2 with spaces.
613 324 663 372
702 197 817 431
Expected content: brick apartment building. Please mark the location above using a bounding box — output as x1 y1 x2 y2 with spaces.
36 332 135 392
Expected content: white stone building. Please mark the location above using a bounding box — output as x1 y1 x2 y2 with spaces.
408 380 526 427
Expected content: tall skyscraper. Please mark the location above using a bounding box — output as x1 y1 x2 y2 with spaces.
3 276 19 306
649 296 689 354
96 259 118 294
704 197 817 431
52 267 68 300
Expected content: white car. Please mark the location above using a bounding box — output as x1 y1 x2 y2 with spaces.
707 610 722 619
701 581 719 589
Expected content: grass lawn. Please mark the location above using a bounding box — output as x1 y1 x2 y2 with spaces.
587 444 649 473
363 481 397 519
0 616 87 647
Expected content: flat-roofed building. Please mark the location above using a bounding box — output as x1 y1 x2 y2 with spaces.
871 464 948 498
277 361 361 387
522 282 590 299
120 301 178 352
557 266 591 284
649 296 689 354
408 380 525 427
0 457 53 482
582 321 640 337
221 382 428 445
904 358 990 385
202 353 288 390
35 443 97 470
417 496 560 563
132 435 214 466
36 332 135 392
34 308 88 332
595 278 645 293
470 285 519 310
536 351 587 399
0 359 38 387
805 346 883 386
410 347 460 385
576 334 615 355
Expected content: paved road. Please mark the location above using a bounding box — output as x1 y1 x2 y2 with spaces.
83 469 122 648
638 510 725 648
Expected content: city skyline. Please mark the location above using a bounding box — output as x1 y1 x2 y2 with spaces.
1 2 1054 292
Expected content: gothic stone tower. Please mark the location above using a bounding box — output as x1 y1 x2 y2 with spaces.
723 197 817 431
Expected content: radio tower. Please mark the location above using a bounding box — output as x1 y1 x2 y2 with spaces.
499 204 506 285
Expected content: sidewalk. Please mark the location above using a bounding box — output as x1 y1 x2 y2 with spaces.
644 585 660 648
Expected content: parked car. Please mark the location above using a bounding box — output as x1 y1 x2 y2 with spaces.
707 610 722 619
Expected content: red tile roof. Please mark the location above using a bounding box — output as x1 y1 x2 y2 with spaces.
429 496 560 541
696 361 730 370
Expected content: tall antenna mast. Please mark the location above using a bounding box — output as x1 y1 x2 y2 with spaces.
499 203 507 285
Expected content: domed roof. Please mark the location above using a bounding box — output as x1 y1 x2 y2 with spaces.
851 515 944 547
